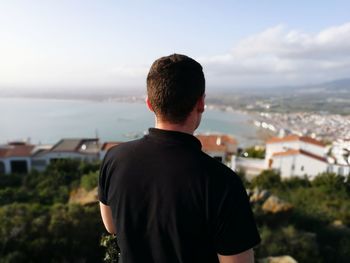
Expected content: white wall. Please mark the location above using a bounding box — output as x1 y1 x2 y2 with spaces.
294 155 328 179
271 155 295 178
31 158 49 172
329 164 350 176
299 141 326 157
3 157 32 174
42 152 99 163
235 157 266 179
272 154 328 179
0 159 11 174
265 141 300 162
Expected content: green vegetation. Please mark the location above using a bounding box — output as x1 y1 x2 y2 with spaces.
244 170 350 262
81 171 99 191
1 160 350 262
242 146 265 159
0 159 105 263
100 234 120 263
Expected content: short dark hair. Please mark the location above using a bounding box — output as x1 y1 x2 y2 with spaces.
147 54 205 123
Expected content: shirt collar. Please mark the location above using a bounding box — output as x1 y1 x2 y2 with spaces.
146 128 202 150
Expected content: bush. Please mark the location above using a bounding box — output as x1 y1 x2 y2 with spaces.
312 173 347 195
0 174 23 188
100 234 120 263
283 176 311 189
81 172 99 191
0 203 105 262
256 225 322 263
242 146 265 159
251 169 281 189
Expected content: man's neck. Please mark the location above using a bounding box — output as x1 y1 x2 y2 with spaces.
155 120 195 135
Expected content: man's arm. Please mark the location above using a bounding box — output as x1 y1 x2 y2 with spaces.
99 202 117 234
218 249 254 263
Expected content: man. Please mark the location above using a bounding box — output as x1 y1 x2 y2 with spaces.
99 54 260 263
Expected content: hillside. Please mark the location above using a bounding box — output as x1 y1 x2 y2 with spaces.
1 160 350 262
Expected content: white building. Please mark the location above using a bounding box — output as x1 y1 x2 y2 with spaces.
0 138 101 175
31 144 54 172
266 135 349 179
35 138 100 165
265 135 326 163
0 142 35 174
270 149 329 179
330 139 350 166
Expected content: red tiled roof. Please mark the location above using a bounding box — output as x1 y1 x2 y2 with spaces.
272 149 327 163
267 135 299 144
272 149 300 157
299 136 325 147
0 145 35 158
101 142 122 151
267 135 325 147
0 148 8 158
196 134 237 152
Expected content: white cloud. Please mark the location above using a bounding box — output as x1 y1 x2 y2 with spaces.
2 22 350 89
200 22 350 87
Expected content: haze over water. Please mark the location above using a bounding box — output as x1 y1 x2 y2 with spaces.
0 97 260 147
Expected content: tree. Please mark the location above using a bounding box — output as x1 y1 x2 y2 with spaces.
242 146 265 159
251 170 281 189
81 171 99 191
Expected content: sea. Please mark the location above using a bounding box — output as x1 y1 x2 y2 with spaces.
0 97 261 147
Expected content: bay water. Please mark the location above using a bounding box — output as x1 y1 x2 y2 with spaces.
0 97 260 147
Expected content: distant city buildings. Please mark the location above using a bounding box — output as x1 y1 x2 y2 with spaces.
0 138 100 174
0 132 349 179
255 112 350 142
0 134 238 175
234 134 350 179
0 142 35 174
265 135 329 179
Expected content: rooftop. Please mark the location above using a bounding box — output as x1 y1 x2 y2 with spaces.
267 135 325 147
196 134 237 153
51 138 100 154
0 144 35 158
272 149 327 163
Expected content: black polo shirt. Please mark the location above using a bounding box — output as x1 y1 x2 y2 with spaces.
98 128 260 263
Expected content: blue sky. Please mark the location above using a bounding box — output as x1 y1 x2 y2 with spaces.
1 0 350 89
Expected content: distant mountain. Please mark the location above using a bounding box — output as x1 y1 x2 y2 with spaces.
207 78 350 115
311 78 350 91
209 78 350 95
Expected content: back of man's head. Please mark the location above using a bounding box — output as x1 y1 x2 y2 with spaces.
147 54 205 124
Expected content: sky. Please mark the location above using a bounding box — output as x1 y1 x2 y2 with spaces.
1 0 350 90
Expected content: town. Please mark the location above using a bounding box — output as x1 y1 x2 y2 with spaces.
254 112 350 143
1 130 349 180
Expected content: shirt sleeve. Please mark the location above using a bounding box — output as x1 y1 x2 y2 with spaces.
211 172 261 255
98 150 113 205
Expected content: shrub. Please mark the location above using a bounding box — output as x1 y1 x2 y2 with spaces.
81 172 99 191
251 169 281 189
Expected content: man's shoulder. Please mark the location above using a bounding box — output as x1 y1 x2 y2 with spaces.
200 151 232 172
104 137 146 160
199 151 240 183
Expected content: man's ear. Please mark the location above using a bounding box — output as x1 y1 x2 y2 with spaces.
146 96 154 112
197 95 205 113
